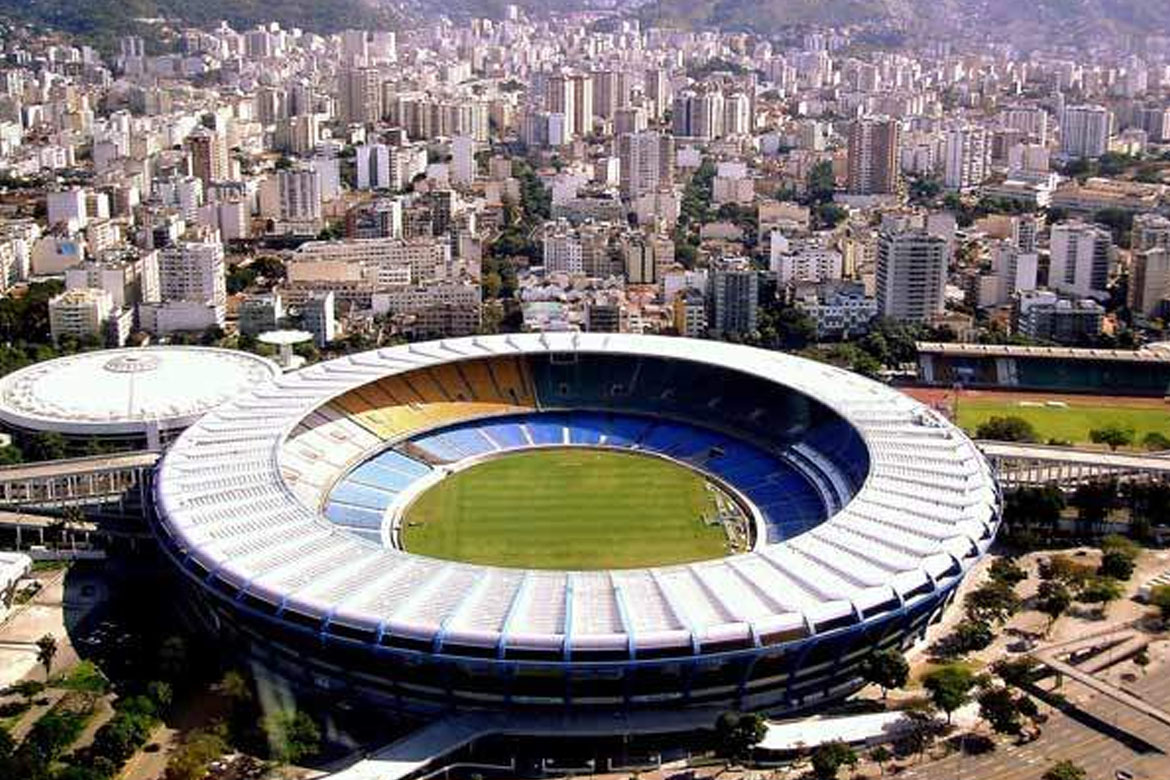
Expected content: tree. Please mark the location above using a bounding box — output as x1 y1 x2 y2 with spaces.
1090 423 1135 451
147 680 174 713
810 740 857 779
1142 431 1170 451
712 711 766 762
814 203 848 230
1043 759 1087 780
977 685 1024 736
36 634 57 676
1076 576 1123 613
862 648 909 699
989 558 1027 586
951 619 994 652
805 160 836 204
1040 556 1094 588
923 664 976 723
1099 550 1136 581
993 656 1039 688
868 744 892 775
1101 533 1142 559
974 416 1037 443
1036 581 1072 633
965 580 1021 625
9 680 45 702
264 710 321 764
1149 584 1170 621
166 729 228 780
24 432 67 463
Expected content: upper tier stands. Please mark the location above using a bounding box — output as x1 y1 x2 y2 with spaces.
288 355 873 538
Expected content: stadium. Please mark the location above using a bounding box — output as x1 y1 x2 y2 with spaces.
153 334 1001 718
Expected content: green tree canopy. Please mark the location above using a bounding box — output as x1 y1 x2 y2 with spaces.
975 416 1037 442
923 664 977 722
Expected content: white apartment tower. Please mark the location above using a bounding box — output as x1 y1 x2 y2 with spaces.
875 228 948 322
1061 104 1112 159
1049 221 1113 300
618 132 675 200
943 125 989 192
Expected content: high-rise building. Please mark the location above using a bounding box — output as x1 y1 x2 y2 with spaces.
592 70 622 120
1049 221 1113 300
671 90 724 139
159 240 227 307
617 132 675 199
1014 290 1104 344
1132 213 1170 252
622 234 659 284
570 73 594 139
542 222 584 275
277 168 323 223
943 125 989 192
48 288 114 344
1000 107 1049 145
301 290 337 346
643 68 671 120
546 74 576 139
875 228 948 322
339 67 383 126
707 261 758 336
186 127 228 186
1060 104 1112 159
723 93 751 137
1130 247 1170 317
356 143 391 190
451 136 475 187
846 117 900 195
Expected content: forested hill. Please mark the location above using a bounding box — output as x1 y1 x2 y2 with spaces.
0 0 396 49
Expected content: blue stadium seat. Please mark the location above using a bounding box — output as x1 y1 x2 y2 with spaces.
325 501 386 529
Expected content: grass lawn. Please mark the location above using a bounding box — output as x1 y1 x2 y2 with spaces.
401 448 728 569
957 398 1170 446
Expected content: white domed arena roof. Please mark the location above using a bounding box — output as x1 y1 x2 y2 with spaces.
0 347 280 438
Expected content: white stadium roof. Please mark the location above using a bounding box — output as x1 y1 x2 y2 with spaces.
155 334 1000 656
0 347 280 437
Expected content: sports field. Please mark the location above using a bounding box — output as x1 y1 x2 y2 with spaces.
401 449 729 569
904 389 1170 447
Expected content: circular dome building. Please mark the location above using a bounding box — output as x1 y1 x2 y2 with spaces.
0 347 280 451
154 334 1000 718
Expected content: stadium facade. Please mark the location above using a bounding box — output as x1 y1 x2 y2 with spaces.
916 342 1170 396
154 334 1000 717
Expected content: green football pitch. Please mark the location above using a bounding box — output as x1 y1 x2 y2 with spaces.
957 398 1170 447
400 448 729 569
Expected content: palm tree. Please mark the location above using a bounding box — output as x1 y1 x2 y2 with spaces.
36 633 57 677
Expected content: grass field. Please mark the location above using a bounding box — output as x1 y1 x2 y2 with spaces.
401 449 728 569
956 397 1170 446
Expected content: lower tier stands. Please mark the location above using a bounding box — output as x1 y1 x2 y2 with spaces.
322 450 433 543
362 411 838 544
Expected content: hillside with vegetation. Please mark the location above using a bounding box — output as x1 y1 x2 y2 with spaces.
637 0 1168 36
0 0 396 49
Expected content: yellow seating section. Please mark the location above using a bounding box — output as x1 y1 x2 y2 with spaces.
333 358 536 441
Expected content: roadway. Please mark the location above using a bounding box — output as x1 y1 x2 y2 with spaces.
902 668 1170 780
0 452 159 482
977 441 1170 474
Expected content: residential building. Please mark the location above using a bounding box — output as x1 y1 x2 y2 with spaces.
846 117 899 195
707 260 758 337
875 228 948 322
1049 221 1113 300
1061 104 1112 159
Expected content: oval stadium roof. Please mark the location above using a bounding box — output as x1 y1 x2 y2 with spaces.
155 334 1000 658
0 346 280 437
